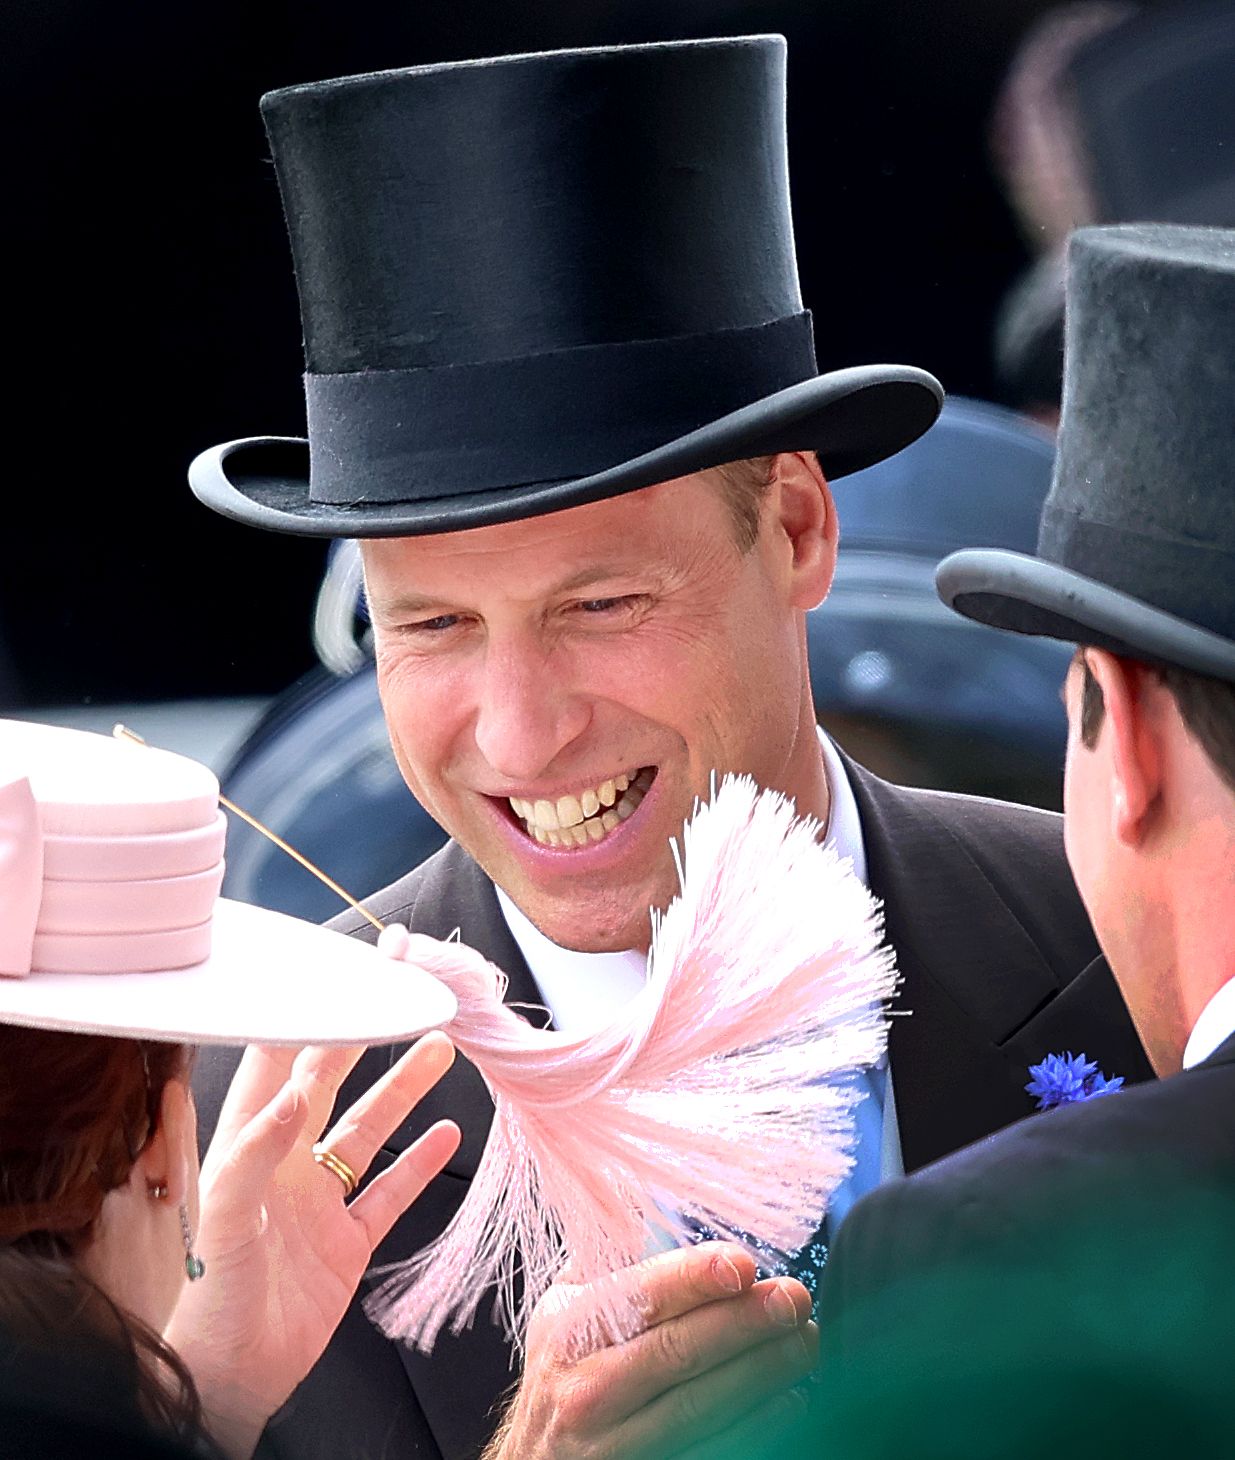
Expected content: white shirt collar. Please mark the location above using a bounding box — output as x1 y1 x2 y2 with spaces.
1182 976 1235 1070
494 889 648 1035
815 724 868 886
495 729 869 1033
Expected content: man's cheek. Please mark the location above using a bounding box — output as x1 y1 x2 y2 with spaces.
379 701 443 808
386 734 422 802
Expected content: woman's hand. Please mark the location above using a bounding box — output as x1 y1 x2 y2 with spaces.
166 1035 460 1459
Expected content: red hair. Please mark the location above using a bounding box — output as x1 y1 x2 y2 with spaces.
0 1026 203 1440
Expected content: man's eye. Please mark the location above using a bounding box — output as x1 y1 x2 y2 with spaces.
576 596 639 614
408 614 462 633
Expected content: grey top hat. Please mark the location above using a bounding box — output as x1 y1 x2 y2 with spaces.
937 223 1235 684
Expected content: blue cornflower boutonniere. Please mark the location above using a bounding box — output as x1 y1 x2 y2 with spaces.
1026 1051 1125 1111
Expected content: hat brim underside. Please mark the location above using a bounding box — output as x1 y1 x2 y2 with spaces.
0 899 457 1046
937 549 1235 685
191 366 942 539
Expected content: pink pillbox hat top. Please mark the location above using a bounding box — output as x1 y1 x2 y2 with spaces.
0 719 455 1045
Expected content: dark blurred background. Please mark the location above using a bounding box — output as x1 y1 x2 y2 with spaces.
0 0 1189 710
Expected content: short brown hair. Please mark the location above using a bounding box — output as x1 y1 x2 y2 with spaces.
1078 653 1235 792
710 455 777 552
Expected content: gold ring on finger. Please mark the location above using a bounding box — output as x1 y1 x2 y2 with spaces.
312 1144 359 1196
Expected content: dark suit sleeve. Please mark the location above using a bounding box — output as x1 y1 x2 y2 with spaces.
813 1168 1108 1458
812 1076 1235 1459
817 1169 991 1364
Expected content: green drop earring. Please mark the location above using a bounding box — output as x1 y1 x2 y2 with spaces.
179 1204 205 1282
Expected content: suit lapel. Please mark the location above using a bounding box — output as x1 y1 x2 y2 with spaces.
844 759 1128 1172
380 841 548 1176
376 842 544 1460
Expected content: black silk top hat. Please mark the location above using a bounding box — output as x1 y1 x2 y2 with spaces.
189 37 942 538
937 223 1235 684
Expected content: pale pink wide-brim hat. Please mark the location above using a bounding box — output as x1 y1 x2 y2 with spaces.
0 719 456 1045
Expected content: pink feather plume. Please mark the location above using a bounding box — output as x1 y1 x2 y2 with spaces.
366 774 897 1354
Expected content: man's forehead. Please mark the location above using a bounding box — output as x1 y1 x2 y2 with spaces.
361 474 722 596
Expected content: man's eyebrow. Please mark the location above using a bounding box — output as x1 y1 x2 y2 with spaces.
552 564 646 595
369 590 483 621
371 594 441 617
372 564 650 618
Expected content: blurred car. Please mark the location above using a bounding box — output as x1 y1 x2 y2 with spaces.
817 395 1068 803
221 398 1069 920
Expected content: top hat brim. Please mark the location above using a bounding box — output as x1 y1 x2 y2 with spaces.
0 897 457 1047
190 366 942 539
936 548 1235 684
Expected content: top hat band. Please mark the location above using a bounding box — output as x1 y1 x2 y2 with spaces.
305 311 817 506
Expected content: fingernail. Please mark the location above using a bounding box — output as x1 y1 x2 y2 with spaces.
273 1085 299 1123
712 1254 743 1293
421 1031 454 1068
378 924 410 960
764 1283 800 1327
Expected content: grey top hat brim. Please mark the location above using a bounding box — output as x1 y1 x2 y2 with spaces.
189 365 941 539
937 548 1235 684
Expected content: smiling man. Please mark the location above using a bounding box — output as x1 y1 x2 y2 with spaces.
190 38 1149 1460
361 456 833 957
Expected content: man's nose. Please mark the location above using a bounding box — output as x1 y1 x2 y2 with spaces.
472 638 590 783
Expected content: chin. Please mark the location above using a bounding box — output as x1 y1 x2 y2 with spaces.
535 906 653 955
567 927 650 955
540 877 673 952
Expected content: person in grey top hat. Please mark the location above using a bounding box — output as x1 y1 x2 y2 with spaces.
813 223 1235 1457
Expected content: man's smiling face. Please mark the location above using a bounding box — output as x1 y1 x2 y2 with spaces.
362 460 833 952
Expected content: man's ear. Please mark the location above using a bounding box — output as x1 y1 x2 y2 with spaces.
1086 649 1163 846
134 1077 197 1207
770 452 837 609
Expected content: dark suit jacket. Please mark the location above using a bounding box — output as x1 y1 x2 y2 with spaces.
193 764 1152 1460
815 1031 1235 1458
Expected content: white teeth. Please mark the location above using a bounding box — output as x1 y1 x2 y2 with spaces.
510 768 654 849
533 798 559 831
557 794 584 828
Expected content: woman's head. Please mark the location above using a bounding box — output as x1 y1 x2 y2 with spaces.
0 1027 201 1435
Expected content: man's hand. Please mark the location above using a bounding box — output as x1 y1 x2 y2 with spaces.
486 1241 818 1460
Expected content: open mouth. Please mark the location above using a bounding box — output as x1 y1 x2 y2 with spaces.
507 768 656 848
